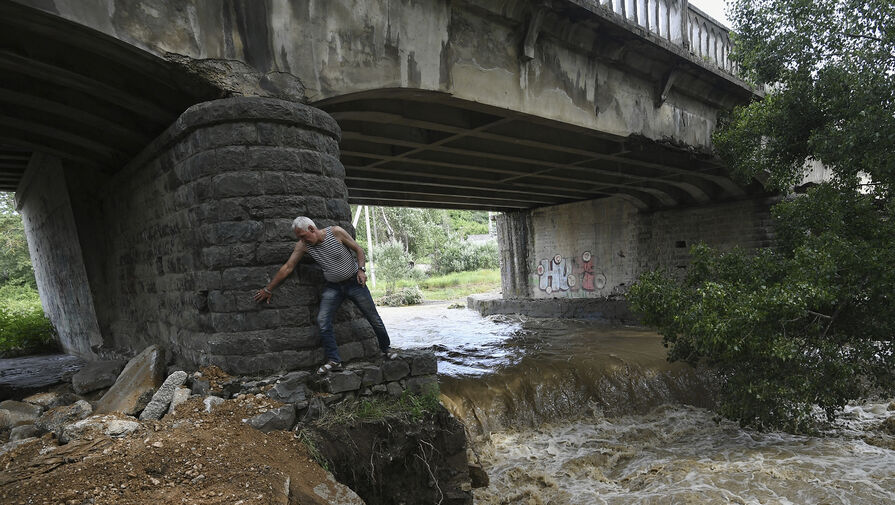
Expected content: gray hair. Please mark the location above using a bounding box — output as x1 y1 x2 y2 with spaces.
291 216 316 232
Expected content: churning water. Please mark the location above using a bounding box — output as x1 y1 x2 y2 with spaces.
379 302 895 505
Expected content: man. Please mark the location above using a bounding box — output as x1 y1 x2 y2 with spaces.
254 216 396 373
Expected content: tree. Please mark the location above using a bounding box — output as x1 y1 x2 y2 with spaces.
629 0 895 431
0 192 36 289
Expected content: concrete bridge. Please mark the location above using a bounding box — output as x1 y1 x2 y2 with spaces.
1 0 772 373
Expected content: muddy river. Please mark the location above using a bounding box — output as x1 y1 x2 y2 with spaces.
379 302 895 505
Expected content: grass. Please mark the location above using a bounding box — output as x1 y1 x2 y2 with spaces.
312 389 443 429
370 269 500 302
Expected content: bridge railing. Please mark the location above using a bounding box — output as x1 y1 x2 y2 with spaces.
594 0 739 76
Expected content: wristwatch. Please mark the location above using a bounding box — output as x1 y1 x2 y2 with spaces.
359 266 366 272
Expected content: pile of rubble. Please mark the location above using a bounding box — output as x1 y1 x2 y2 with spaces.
0 344 442 505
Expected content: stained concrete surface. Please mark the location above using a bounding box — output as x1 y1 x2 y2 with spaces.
0 354 86 401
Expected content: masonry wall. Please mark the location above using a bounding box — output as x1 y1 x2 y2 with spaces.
505 195 776 300
21 97 381 374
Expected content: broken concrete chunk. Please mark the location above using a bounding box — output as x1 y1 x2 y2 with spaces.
71 359 126 394
139 371 188 420
245 405 296 433
95 346 165 415
59 414 141 444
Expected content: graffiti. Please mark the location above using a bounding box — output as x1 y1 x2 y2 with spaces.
537 251 606 294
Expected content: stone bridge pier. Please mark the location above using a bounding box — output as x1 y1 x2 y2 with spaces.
18 97 379 373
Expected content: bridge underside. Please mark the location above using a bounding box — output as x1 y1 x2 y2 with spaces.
319 90 762 212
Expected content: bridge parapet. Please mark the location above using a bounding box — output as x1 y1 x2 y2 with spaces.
577 0 738 76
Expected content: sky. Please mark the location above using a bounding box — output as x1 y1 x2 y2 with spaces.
690 0 732 28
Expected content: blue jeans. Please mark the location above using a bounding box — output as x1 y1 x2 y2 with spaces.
317 278 390 362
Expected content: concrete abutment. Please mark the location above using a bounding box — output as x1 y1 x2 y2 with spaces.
490 194 778 318
18 97 378 374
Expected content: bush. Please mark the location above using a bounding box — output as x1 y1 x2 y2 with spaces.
374 240 414 294
377 286 424 307
0 295 57 356
431 240 498 275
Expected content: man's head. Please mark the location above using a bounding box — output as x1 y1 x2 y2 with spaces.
292 216 322 244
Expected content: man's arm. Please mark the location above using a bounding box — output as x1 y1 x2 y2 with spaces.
254 241 305 303
331 226 368 285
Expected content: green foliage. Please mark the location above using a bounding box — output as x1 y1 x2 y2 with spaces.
0 193 36 289
374 240 414 294
0 292 57 355
377 286 424 307
431 241 499 275
633 0 895 431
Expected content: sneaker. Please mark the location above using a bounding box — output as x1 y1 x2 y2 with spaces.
382 350 399 360
317 360 342 374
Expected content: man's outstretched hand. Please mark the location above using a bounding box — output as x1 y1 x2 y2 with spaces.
254 288 272 304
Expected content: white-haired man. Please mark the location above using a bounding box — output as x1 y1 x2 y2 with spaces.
254 216 396 373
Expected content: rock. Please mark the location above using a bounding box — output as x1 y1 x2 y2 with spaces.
204 396 224 412
167 387 191 415
355 365 383 387
23 392 80 410
9 424 38 441
95 346 166 415
105 419 141 437
301 398 326 422
888 401 895 411
59 415 130 444
371 384 388 395
312 472 366 505
381 360 410 382
322 371 362 394
267 374 310 406
386 382 403 397
71 359 126 394
405 375 438 395
34 400 93 437
0 400 43 429
408 351 438 376
191 378 210 396
245 405 296 433
139 371 188 420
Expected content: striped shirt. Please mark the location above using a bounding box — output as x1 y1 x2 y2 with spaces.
304 227 358 282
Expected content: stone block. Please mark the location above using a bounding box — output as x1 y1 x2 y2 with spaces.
356 365 383 387
0 401 43 429
200 221 263 245
371 384 387 395
72 359 126 395
201 244 257 268
207 290 236 312
381 360 410 382
386 382 403 397
95 345 166 415
139 370 189 420
338 341 366 363
212 172 261 198
245 405 296 433
221 266 271 289
256 241 297 264
204 396 225 412
322 371 362 394
266 378 310 406
405 375 438 395
409 352 438 376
